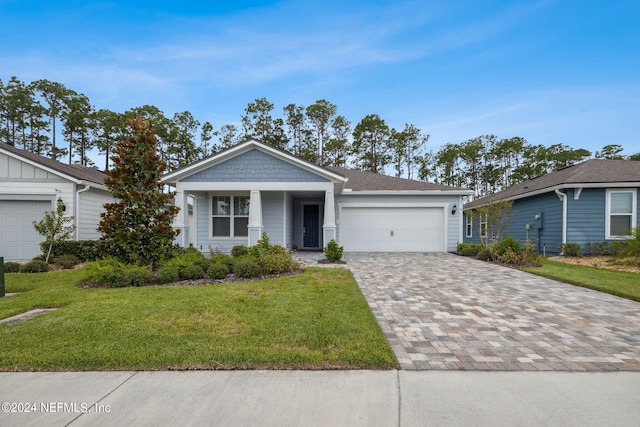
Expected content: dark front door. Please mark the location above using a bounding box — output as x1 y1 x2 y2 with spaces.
303 204 320 248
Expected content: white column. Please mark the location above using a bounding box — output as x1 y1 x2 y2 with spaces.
173 189 189 247
248 190 263 246
323 190 336 244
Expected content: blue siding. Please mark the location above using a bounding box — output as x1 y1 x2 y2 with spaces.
566 188 606 246
182 149 329 182
464 191 563 254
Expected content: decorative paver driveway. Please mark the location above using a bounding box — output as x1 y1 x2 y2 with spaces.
346 253 640 371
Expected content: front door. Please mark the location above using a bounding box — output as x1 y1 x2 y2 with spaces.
303 204 320 248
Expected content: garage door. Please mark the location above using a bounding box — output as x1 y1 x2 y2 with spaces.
0 200 50 261
340 206 445 252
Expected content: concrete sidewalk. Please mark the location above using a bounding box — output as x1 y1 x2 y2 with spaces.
1 370 639 426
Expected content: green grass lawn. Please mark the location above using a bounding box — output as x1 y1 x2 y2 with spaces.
522 258 640 302
0 268 397 371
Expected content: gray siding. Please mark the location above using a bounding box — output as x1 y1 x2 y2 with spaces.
182 149 329 183
261 191 285 246
0 152 60 180
285 192 294 250
566 188 606 246
77 188 113 240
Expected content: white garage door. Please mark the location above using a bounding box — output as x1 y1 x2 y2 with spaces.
0 200 50 261
340 206 445 252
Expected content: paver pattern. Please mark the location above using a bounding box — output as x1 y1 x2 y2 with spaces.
344 253 640 371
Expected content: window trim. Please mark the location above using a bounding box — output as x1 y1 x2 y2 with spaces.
479 213 487 238
605 189 637 239
210 194 249 238
465 213 473 238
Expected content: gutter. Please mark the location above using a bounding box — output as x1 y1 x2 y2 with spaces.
555 189 567 246
75 183 92 241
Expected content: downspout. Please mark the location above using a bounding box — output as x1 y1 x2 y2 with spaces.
555 189 567 248
75 183 91 241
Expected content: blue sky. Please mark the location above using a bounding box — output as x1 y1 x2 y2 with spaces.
2 0 639 159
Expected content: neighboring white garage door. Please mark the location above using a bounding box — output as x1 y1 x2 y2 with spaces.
0 200 50 261
340 206 445 252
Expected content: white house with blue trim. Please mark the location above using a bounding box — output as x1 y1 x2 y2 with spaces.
463 159 640 254
163 139 473 253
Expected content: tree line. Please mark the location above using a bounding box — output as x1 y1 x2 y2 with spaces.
1 76 637 197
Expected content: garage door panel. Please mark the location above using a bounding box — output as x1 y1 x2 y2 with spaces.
0 200 50 261
340 206 445 252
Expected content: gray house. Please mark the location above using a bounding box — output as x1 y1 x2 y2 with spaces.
163 139 473 253
0 144 114 261
463 159 640 254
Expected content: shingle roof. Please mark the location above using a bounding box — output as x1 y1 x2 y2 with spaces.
325 166 470 192
465 159 640 208
0 143 107 185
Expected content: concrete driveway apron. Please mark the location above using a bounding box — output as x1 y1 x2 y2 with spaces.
346 253 640 371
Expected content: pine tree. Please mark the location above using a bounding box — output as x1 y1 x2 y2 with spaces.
98 118 179 267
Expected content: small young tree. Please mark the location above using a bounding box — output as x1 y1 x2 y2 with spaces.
474 200 514 248
98 118 180 267
33 200 75 263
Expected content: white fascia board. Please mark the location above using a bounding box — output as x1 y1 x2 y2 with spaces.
462 181 640 210
175 181 334 192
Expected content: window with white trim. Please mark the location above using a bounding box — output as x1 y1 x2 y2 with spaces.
479 213 487 237
606 189 636 239
465 213 473 238
212 195 249 237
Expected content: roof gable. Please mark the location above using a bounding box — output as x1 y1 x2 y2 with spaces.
163 139 347 184
0 143 107 185
466 159 640 208
182 148 331 183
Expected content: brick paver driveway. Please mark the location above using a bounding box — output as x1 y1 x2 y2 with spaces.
346 253 640 371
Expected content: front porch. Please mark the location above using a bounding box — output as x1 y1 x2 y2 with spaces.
172 189 337 254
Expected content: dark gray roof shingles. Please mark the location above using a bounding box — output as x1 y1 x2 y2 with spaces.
466 159 640 208
325 166 469 192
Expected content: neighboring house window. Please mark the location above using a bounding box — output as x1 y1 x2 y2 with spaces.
479 214 487 238
465 213 473 238
606 189 637 239
212 195 249 237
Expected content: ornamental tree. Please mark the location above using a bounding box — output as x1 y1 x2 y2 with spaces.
98 118 179 267
33 200 75 263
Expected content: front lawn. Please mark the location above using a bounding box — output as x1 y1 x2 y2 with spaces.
522 258 640 302
0 268 397 371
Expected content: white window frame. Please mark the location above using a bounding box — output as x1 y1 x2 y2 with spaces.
465 213 473 238
479 213 487 238
211 195 249 238
606 189 637 239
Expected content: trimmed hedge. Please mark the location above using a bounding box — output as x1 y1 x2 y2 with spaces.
19 260 49 273
40 240 100 262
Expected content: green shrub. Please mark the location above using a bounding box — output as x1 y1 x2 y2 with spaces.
193 258 211 271
499 248 522 264
4 262 21 273
84 259 127 287
52 254 81 269
233 258 263 278
182 265 205 280
610 227 640 259
125 265 153 287
164 248 206 275
477 247 493 261
494 237 521 256
456 243 482 257
324 239 344 262
156 266 180 284
211 253 234 270
585 242 610 256
522 243 541 265
207 262 229 279
41 240 100 262
231 245 249 257
559 243 582 257
19 260 49 273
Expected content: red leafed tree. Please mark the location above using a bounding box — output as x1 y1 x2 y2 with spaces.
98 118 179 267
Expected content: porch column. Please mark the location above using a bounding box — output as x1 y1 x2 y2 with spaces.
248 190 263 246
323 190 336 244
173 190 189 247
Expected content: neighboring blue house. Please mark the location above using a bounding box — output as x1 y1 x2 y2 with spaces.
463 159 640 255
163 139 473 254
